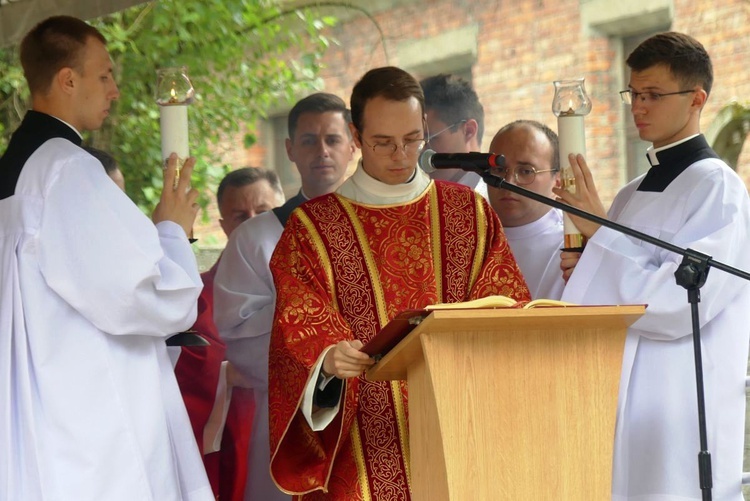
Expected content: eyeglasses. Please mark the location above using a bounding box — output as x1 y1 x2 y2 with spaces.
361 137 426 157
619 89 695 105
427 120 467 144
490 165 558 186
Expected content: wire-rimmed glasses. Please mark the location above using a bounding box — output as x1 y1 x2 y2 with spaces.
426 119 467 146
361 137 426 157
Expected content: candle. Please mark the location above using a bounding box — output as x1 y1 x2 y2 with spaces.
159 104 189 163
552 78 592 251
155 67 194 189
556 114 586 250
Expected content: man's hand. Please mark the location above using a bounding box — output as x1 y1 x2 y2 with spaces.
152 153 200 237
560 250 582 284
322 340 375 379
552 153 608 238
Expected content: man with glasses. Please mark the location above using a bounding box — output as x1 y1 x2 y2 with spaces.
488 120 565 299
556 32 750 500
267 66 529 499
420 73 489 199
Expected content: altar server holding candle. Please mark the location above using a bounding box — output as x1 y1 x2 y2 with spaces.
0 16 212 501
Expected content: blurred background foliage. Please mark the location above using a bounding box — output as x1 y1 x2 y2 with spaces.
0 0 337 213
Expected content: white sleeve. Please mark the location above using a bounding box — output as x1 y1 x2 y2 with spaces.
202 361 231 454
213 215 281 387
213 215 280 340
37 154 201 337
301 347 342 431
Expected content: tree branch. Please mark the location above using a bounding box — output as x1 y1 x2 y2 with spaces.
255 1 389 62
125 1 156 38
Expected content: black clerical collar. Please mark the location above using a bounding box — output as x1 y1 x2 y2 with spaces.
0 110 83 200
637 134 718 192
21 110 83 145
273 190 308 227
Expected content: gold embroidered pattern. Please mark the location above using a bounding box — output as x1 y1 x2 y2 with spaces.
469 195 489 288
338 196 389 325
391 379 411 491
428 185 443 301
439 183 479 302
350 422 372 501
297 208 338 311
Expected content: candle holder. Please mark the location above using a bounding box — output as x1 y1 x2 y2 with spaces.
552 78 592 251
155 66 195 187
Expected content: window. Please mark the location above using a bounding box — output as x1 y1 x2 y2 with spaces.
265 114 300 198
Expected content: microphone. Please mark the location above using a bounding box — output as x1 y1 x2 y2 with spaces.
418 148 504 174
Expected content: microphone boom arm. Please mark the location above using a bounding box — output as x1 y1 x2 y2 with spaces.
482 172 750 281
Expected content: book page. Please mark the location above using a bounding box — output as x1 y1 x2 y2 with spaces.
425 295 518 310
523 298 574 309
425 296 576 310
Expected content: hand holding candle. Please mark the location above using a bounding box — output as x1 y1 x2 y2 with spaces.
152 154 200 238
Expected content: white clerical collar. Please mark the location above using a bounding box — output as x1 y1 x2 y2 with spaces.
646 134 700 166
336 159 431 205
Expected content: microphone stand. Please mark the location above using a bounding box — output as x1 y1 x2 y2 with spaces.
479 168 750 501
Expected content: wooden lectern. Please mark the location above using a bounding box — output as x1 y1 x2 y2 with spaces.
366 305 645 501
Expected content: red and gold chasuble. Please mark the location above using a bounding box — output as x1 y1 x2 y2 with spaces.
269 181 529 500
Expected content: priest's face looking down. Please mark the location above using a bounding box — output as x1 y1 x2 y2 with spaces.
285 111 355 198
488 122 560 228
351 95 426 185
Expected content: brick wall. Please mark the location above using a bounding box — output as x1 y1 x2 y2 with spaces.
271 0 750 204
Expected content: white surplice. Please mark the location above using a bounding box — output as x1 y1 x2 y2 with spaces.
503 208 565 300
562 152 750 500
1 133 212 500
214 209 290 501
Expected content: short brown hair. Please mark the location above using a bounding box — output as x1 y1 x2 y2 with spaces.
350 66 424 133
287 92 351 139
20 15 106 96
216 167 283 207
627 32 713 96
421 74 485 145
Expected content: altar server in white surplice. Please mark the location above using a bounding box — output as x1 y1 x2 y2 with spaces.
487 120 565 300
557 32 750 501
0 16 213 501
214 92 354 501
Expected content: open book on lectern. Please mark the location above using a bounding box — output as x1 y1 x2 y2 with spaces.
361 295 573 360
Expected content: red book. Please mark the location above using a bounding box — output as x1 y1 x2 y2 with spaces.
361 309 431 360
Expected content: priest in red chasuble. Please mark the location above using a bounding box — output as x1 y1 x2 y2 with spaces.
268 66 530 500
